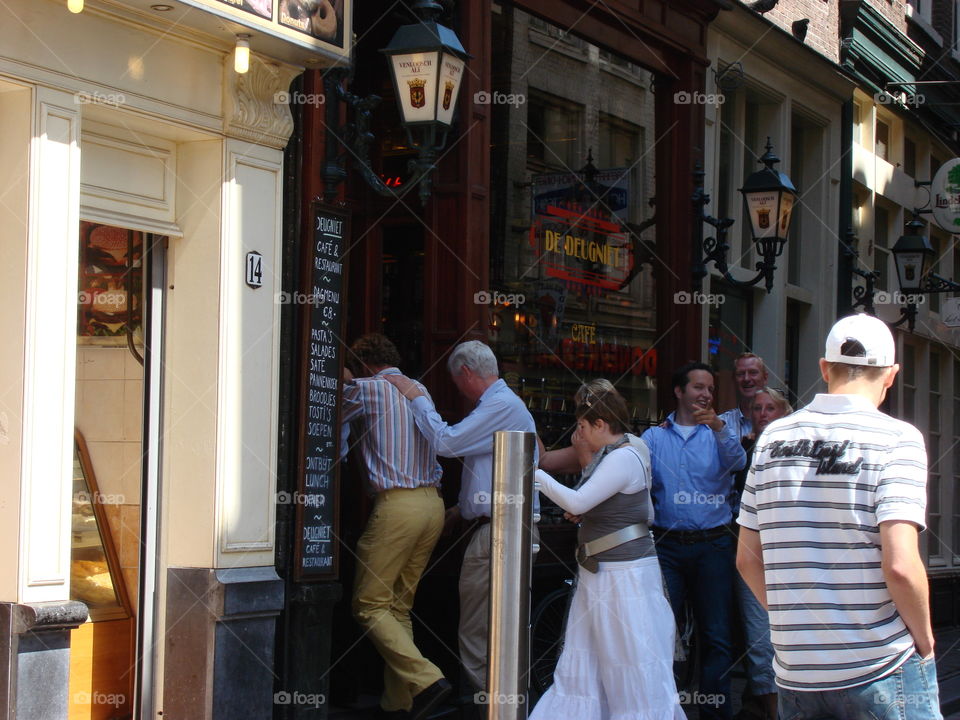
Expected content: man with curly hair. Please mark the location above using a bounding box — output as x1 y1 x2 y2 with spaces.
342 334 450 720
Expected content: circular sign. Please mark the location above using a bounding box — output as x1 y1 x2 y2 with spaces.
931 158 960 232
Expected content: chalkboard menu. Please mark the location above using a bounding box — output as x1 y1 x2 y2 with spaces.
294 203 349 581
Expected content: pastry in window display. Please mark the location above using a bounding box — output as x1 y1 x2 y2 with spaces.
71 559 117 608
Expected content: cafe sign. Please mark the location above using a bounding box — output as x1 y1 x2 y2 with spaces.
529 170 634 293
177 0 352 59
932 158 960 233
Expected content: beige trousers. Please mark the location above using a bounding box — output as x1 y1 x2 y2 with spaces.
352 486 445 712
459 523 539 691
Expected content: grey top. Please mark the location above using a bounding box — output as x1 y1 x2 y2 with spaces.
579 484 656 562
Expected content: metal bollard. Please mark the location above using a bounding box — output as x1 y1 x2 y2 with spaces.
487 430 536 720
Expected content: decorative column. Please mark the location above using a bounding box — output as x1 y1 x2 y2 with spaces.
162 52 300 720
0 84 84 720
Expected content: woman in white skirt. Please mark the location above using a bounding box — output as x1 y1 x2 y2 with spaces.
533 380 684 720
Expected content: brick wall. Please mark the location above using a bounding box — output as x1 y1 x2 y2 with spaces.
749 0 842 62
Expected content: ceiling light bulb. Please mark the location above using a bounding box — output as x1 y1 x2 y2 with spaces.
234 36 250 74
68 0 84 12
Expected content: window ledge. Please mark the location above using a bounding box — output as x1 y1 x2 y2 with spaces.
528 28 588 64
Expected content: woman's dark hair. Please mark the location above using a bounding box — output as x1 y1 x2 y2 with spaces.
350 333 402 371
574 379 630 433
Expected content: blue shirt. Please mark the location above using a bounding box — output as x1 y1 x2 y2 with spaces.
642 413 747 530
719 406 752 440
410 379 539 520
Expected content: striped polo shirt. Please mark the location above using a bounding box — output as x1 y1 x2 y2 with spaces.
738 393 928 691
341 368 442 492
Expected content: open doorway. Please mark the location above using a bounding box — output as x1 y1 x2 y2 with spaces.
68 222 162 720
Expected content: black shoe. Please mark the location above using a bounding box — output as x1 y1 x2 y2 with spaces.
409 679 452 720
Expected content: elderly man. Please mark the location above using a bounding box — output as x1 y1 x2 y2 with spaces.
719 352 769 441
386 340 537 694
719 352 778 720
737 315 939 719
341 334 450 720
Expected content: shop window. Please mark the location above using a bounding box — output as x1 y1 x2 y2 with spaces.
904 136 917 177
598 48 643 75
708 282 752 412
907 0 932 22
928 350 943 563
526 91 583 171
528 15 585 50
930 231 942 314
72 430 133 621
738 91 777 261
902 343 916 423
788 114 823 288
491 10 658 462
876 119 890 161
716 88 740 223
874 204 891 292
853 101 863 145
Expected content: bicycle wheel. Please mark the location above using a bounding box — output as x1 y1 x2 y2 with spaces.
529 586 572 695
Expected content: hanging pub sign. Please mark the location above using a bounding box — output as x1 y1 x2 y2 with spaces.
176 0 352 59
293 203 349 581
932 158 960 232
528 169 634 293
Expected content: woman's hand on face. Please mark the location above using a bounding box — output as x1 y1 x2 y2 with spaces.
571 426 593 469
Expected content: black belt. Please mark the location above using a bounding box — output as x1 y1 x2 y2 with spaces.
652 524 734 544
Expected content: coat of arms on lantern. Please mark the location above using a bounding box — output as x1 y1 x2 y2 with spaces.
408 78 426 108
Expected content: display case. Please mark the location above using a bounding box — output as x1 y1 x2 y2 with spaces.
71 430 133 622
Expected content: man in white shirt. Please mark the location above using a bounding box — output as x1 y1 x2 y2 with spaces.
386 340 538 693
737 314 940 719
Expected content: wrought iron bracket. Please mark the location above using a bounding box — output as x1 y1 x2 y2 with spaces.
692 166 780 293
322 67 443 206
921 273 960 294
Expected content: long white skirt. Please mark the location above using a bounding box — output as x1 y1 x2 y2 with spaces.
529 556 685 720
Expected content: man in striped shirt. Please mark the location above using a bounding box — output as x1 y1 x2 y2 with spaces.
342 334 450 720
736 314 941 719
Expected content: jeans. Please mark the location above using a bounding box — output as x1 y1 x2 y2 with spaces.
656 532 736 720
779 652 942 720
736 574 777 696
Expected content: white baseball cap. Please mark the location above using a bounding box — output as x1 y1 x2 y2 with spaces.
824 314 896 367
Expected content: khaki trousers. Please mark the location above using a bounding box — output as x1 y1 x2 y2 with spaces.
352 486 445 712
459 522 539 691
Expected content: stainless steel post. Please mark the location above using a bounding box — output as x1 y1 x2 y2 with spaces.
487 430 536 720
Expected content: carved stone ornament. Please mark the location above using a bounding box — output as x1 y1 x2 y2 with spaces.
223 53 302 149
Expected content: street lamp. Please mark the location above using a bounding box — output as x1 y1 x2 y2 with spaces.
693 138 798 292
892 217 935 293
321 0 470 205
379 0 470 205
851 215 960 331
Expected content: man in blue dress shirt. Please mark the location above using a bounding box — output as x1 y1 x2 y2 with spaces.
643 361 746 720
386 340 538 695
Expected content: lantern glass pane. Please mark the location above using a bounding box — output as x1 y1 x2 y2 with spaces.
390 51 440 124
435 53 465 126
897 251 926 292
745 190 780 239
778 192 795 240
